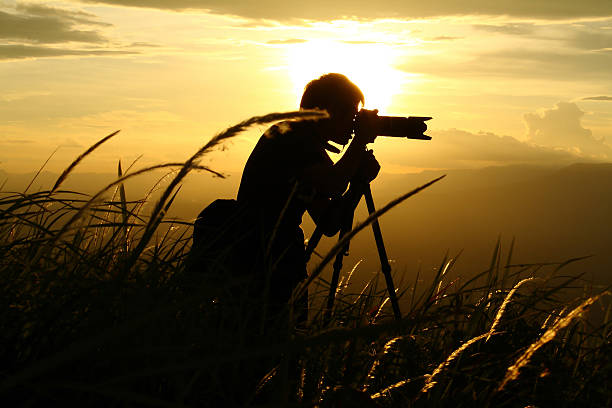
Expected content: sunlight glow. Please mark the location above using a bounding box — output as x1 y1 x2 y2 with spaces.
285 40 408 113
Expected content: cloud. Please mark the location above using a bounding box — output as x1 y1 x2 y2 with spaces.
384 128 592 170
383 103 611 170
16 3 111 27
341 39 416 46
59 138 83 148
0 5 110 44
0 139 34 144
524 102 611 158
0 44 135 60
567 28 612 50
127 42 160 48
429 36 462 41
266 39 307 44
1 91 52 102
234 20 280 28
473 23 535 35
473 22 612 50
342 40 381 45
77 0 612 21
583 95 612 101
0 4 151 60
400 49 612 81
58 109 184 129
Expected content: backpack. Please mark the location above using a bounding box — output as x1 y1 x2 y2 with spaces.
186 199 260 283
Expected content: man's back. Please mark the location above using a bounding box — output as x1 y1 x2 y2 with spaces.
234 120 332 311
237 120 331 237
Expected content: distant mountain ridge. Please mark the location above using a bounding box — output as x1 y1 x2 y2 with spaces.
7 162 612 195
3 162 612 288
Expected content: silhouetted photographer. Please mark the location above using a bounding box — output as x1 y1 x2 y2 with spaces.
187 72 431 403
189 73 431 328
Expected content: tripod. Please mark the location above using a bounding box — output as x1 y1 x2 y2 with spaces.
305 183 402 322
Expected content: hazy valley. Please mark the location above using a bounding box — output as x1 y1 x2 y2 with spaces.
3 162 611 291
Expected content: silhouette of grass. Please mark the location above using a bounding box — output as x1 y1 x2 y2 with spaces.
1 111 610 407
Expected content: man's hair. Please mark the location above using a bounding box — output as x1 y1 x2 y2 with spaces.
300 73 364 112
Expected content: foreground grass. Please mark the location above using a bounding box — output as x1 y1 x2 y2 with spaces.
1 114 611 407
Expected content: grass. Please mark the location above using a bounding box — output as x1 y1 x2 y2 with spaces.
1 111 611 407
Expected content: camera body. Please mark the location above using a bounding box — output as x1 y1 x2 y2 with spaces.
359 109 432 140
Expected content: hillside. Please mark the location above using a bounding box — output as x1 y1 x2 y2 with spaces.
2 163 611 288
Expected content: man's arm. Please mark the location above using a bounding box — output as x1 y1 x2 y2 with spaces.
306 185 363 237
306 150 380 236
300 109 379 197
300 141 367 197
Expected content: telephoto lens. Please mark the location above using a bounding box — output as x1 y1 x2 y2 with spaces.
375 116 432 139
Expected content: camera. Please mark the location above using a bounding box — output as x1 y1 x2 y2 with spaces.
359 108 432 140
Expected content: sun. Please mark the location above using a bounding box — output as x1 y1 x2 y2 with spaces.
284 39 407 113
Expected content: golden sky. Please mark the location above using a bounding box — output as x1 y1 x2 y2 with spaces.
1 0 612 174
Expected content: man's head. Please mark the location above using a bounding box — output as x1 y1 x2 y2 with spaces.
300 73 364 145
300 73 364 112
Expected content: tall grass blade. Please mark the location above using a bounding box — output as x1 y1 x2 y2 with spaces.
487 236 501 288
24 147 59 193
501 236 515 289
409 263 421 313
52 130 120 192
419 332 492 394
497 291 611 391
363 336 404 392
30 163 216 266
371 332 496 398
117 160 129 249
486 277 541 342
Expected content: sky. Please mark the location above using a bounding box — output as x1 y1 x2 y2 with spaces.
1 0 612 174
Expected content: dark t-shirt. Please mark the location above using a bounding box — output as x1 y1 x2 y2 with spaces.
237 120 332 238
236 120 332 302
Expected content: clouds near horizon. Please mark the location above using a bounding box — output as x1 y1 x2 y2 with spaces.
381 101 610 171
77 0 612 21
583 96 612 101
382 127 594 171
1 0 610 174
400 48 612 81
0 3 143 60
0 44 134 60
0 4 108 44
524 102 611 158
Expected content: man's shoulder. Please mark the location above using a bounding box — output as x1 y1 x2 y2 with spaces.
263 120 317 143
255 121 322 158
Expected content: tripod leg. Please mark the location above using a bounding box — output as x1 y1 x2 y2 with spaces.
323 189 358 321
305 227 323 263
363 185 402 321
324 228 350 322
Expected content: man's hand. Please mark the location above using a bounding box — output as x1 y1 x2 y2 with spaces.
352 150 380 185
353 109 378 145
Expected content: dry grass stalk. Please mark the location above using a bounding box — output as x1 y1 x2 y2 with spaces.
486 277 542 342
540 306 567 331
25 147 59 193
419 332 491 394
370 332 493 398
52 130 120 192
363 336 404 393
370 375 427 400
497 291 611 391
373 288 400 322
338 259 362 296
433 259 452 304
